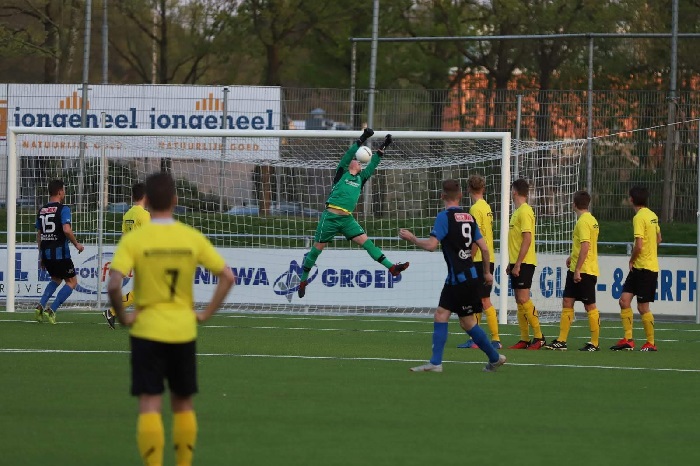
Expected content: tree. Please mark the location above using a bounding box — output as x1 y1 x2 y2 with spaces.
112 0 225 84
221 0 346 86
0 0 83 83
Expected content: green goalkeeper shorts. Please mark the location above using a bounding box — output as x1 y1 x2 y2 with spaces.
313 210 365 243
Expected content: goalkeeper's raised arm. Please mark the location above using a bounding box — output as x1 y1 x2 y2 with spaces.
337 127 374 169
360 133 391 181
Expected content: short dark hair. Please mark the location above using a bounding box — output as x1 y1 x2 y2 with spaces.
467 174 486 194
132 182 146 202
48 179 64 196
629 185 649 207
442 179 462 201
573 190 591 210
511 179 529 198
145 172 176 211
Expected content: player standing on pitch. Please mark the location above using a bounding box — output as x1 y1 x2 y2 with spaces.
297 128 409 298
34 179 84 324
457 175 501 350
103 182 150 329
400 179 506 373
610 185 661 352
108 172 235 466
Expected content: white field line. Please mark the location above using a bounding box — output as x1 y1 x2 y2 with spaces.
201 324 686 343
0 348 699 373
0 318 694 342
5 311 700 332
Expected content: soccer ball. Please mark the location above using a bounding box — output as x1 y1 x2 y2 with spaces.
355 145 373 163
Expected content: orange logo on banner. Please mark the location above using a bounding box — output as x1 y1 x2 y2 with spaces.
59 91 90 110
195 93 222 111
0 99 7 139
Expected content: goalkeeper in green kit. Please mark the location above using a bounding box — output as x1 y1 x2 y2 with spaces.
297 128 409 298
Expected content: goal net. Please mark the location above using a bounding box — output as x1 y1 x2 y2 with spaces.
4 128 583 322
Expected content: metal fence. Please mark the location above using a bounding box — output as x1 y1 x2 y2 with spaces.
2 84 697 223
281 86 700 223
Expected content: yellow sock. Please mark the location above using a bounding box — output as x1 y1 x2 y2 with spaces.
483 306 500 341
110 292 135 317
173 410 197 466
523 300 543 339
475 312 482 326
641 312 655 345
620 308 634 340
516 303 529 341
588 308 600 347
558 308 575 342
137 412 164 466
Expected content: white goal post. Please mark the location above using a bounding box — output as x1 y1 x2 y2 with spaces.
5 126 582 322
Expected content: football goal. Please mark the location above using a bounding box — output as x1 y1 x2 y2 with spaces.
4 127 583 323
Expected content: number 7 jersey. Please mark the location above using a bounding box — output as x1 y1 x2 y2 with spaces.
430 206 483 285
110 219 227 343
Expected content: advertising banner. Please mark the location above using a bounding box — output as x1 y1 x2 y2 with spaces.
1 246 696 317
0 84 281 160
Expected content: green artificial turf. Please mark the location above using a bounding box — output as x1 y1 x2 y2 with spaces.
1 311 699 465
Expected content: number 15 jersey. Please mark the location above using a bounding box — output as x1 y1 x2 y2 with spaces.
110 219 226 343
430 206 483 285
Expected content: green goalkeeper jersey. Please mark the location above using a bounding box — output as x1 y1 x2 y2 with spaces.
325 142 380 213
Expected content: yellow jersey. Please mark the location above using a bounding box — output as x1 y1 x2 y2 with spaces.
632 207 660 272
110 219 227 343
470 198 494 263
122 205 151 234
570 211 599 276
508 202 537 266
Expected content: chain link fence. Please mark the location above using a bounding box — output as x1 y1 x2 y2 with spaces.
2 84 697 224
282 86 699 223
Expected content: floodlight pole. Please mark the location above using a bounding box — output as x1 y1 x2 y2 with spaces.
662 0 679 223
78 0 93 213
587 35 594 194
102 0 108 84
350 42 357 129
363 0 380 219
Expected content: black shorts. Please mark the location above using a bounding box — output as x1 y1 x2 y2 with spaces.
438 280 483 317
42 258 76 280
508 263 536 290
622 268 658 303
563 270 597 304
130 336 198 397
473 262 495 298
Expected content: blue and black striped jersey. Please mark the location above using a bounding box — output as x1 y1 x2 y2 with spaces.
36 202 72 260
430 206 483 285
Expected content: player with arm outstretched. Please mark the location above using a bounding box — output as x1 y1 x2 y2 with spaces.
34 179 84 324
400 179 506 373
297 128 409 298
103 182 150 329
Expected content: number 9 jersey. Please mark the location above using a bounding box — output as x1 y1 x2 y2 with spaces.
110 219 227 343
430 206 483 285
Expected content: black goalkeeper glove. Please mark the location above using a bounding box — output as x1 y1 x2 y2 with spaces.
356 128 374 146
377 134 392 155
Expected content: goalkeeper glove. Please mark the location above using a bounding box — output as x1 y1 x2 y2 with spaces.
377 134 392 156
356 128 374 146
